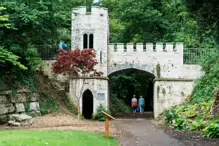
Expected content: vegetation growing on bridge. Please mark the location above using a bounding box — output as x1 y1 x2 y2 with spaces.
164 51 219 138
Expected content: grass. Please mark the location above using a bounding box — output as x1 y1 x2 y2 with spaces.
0 130 118 146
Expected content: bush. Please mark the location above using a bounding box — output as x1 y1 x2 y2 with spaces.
63 96 78 115
189 120 207 131
172 118 188 130
202 122 219 138
93 104 110 121
39 96 59 115
109 94 131 115
164 108 178 125
190 49 219 103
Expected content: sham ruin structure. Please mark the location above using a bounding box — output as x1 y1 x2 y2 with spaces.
41 6 202 119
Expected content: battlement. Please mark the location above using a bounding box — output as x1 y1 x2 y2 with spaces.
108 43 183 53
72 6 108 16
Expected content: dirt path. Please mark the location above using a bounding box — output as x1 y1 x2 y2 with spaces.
112 118 185 146
112 118 219 146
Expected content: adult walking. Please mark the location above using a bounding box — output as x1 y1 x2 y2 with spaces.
131 95 138 114
139 96 145 114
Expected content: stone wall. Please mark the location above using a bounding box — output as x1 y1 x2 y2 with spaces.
69 78 109 113
153 79 195 118
0 89 41 124
40 60 68 82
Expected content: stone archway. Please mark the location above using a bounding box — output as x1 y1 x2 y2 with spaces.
82 89 93 119
108 68 155 113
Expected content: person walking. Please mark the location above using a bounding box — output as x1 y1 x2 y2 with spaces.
62 41 67 51
139 96 145 114
131 95 138 114
58 41 68 55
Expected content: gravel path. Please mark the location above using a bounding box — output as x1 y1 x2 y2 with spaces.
112 118 185 146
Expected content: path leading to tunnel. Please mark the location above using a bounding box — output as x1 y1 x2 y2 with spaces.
112 118 185 146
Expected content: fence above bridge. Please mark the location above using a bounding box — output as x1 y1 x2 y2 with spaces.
36 45 218 65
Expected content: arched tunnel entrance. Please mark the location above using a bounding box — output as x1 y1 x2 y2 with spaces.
108 68 155 116
82 89 93 119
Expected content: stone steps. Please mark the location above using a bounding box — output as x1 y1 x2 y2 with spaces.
113 112 154 119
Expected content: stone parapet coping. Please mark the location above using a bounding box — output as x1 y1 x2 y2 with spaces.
0 88 29 95
70 77 109 80
153 78 195 82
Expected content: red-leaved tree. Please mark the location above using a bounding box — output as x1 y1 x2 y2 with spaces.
52 49 102 118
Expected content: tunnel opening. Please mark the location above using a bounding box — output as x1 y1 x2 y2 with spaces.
108 68 155 116
82 89 93 119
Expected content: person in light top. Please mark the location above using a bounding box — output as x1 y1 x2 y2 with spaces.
139 96 145 114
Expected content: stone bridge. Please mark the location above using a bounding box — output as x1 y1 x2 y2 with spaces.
41 6 202 119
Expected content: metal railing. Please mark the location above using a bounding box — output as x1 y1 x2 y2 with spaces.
36 46 218 64
35 45 59 60
183 48 218 64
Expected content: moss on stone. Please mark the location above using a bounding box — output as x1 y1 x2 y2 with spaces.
162 88 166 96
157 85 160 98
156 63 161 78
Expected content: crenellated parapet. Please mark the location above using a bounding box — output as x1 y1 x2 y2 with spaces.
108 42 183 53
108 42 184 76
72 6 108 17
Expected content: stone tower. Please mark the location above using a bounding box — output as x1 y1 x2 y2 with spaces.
70 6 109 118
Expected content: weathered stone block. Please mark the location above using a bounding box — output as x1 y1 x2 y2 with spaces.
21 118 33 126
9 113 32 122
0 103 15 115
0 95 7 104
29 110 41 117
0 115 8 124
8 120 20 126
11 93 27 103
29 102 40 111
0 90 12 95
15 103 25 113
30 93 39 102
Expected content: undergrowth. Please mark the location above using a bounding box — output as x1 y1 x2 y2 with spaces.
93 104 110 121
39 96 60 115
164 48 219 138
62 96 78 115
109 94 131 115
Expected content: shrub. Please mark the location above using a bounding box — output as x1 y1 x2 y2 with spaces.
202 122 219 138
190 49 219 103
39 96 59 115
172 118 188 130
189 120 207 131
63 96 78 115
164 108 178 125
109 94 131 115
93 104 110 121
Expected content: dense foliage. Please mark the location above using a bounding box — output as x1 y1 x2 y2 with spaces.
164 101 219 138
52 49 102 77
190 49 219 103
93 104 110 121
96 0 218 47
164 49 219 138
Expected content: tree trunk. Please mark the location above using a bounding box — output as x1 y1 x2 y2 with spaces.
77 103 80 119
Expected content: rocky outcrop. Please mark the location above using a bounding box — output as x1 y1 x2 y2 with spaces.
0 89 41 124
8 113 33 126
213 88 219 119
